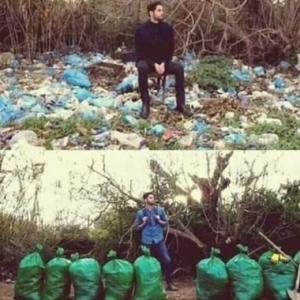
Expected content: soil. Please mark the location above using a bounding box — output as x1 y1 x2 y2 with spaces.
0 279 196 300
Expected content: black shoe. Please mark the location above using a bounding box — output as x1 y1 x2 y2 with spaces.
174 105 193 117
140 103 150 119
166 284 178 291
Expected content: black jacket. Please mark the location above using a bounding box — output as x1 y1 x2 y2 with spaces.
135 20 175 67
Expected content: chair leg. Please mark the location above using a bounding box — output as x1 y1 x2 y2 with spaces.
156 77 161 95
162 76 166 101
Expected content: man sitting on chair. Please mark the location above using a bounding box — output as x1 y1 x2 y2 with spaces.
135 1 193 119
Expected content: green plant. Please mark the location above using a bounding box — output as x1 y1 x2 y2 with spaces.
190 56 235 90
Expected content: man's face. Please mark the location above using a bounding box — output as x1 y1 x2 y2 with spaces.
146 194 155 205
150 5 164 21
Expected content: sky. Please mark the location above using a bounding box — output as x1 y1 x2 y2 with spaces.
1 149 299 225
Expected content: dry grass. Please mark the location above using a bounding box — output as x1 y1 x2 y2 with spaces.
0 0 300 64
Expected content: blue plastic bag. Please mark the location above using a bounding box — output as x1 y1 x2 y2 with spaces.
62 69 91 88
148 124 166 136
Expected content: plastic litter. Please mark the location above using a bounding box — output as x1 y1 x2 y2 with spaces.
89 97 114 108
224 132 246 145
121 101 142 113
226 244 263 300
273 77 285 89
133 246 167 300
164 97 176 110
286 94 300 105
148 124 166 137
76 88 95 102
102 250 134 300
110 131 146 149
14 244 45 300
193 121 210 134
9 130 39 148
195 248 229 300
116 75 138 93
279 61 291 69
69 253 103 300
253 66 265 76
232 69 252 82
122 115 139 126
63 54 85 67
42 247 71 300
80 110 99 121
17 94 37 110
62 69 91 88
238 92 250 108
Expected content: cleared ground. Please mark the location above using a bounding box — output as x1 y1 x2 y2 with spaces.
0 280 196 300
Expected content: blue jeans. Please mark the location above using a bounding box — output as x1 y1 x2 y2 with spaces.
142 240 172 285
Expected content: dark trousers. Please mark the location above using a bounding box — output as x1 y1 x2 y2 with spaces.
137 60 185 107
142 240 172 285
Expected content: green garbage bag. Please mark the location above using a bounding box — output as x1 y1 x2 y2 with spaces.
69 253 103 300
195 248 229 300
102 250 134 300
259 250 296 300
42 247 71 300
14 244 45 300
294 250 300 264
226 244 263 300
133 246 167 300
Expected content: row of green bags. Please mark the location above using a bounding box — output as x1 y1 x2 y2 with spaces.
196 244 297 300
14 244 167 300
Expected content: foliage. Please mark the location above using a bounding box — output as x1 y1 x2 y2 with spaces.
190 57 235 90
1 0 300 64
2 152 300 276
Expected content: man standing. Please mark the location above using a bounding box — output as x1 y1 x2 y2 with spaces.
135 1 192 119
136 192 178 291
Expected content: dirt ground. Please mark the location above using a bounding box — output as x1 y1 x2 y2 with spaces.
0 280 196 300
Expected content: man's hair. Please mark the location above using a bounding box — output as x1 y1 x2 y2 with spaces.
147 1 163 15
143 192 154 200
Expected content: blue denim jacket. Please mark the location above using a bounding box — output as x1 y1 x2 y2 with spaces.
136 206 168 244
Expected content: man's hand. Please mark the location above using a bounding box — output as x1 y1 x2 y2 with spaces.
154 63 165 76
142 216 148 223
160 63 165 75
155 215 161 221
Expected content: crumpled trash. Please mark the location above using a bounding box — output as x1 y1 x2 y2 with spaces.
81 110 99 121
182 50 199 72
17 94 38 110
286 94 300 105
63 54 85 67
193 121 210 134
61 69 91 88
232 69 252 82
122 115 139 126
224 132 247 145
237 92 250 108
89 96 114 108
75 88 95 102
110 131 146 149
279 61 291 69
253 66 265 76
148 124 166 137
9 130 40 148
164 97 176 110
273 77 285 89
121 101 142 113
163 130 184 142
92 130 110 148
0 96 24 127
116 75 138 93
248 133 279 148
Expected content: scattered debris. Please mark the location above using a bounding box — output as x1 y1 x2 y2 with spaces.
1 51 300 149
